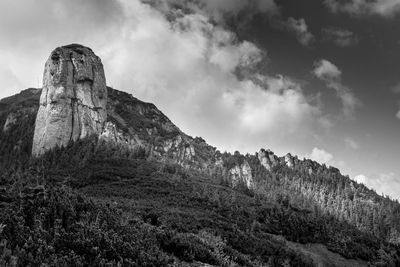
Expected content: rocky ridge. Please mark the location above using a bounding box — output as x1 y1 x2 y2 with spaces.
2 45 400 265
13 44 340 189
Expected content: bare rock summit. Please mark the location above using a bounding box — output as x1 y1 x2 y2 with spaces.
32 44 107 156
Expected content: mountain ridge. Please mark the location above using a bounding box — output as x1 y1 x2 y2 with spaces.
1 45 400 266
2 85 400 266
2 85 399 239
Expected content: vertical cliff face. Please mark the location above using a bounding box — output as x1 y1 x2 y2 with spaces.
229 161 254 189
32 44 107 156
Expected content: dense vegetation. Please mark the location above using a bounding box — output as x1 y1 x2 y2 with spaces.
221 151 400 244
0 142 317 266
1 88 400 266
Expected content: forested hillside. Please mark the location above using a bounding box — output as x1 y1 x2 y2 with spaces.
1 88 400 266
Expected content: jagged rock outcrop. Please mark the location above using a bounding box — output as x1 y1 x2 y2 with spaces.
99 121 197 166
154 135 196 164
284 153 294 168
99 121 143 148
32 44 107 156
229 161 254 189
257 148 279 171
284 153 299 169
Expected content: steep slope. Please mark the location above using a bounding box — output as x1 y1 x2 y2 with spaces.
102 88 216 169
0 88 40 169
1 86 400 266
1 45 400 266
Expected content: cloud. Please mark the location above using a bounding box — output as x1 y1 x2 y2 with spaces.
143 0 280 26
313 59 342 81
306 147 334 164
285 17 315 46
354 173 400 200
322 27 359 47
313 59 360 118
0 0 123 47
0 0 327 155
102 1 325 153
324 0 400 18
345 137 359 149
153 1 316 48
0 0 125 100
197 0 280 20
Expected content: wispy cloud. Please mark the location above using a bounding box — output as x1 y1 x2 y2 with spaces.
322 27 359 47
143 0 280 26
354 173 400 200
285 17 315 46
313 59 361 119
324 0 400 18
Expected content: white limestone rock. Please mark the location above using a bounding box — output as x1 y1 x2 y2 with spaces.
32 44 107 156
229 161 254 189
257 148 279 171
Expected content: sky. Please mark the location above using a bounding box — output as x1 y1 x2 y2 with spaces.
0 0 400 200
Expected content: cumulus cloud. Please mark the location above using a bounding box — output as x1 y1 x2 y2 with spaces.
102 1 324 152
313 59 342 81
322 27 359 47
354 173 400 200
324 0 400 18
0 0 326 154
285 17 315 46
313 59 360 119
306 147 334 165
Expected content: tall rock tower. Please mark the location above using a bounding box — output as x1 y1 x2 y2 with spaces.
32 44 107 156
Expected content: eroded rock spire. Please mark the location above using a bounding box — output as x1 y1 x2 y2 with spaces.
32 44 107 156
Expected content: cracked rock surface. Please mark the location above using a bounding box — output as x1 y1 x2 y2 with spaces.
32 44 107 156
